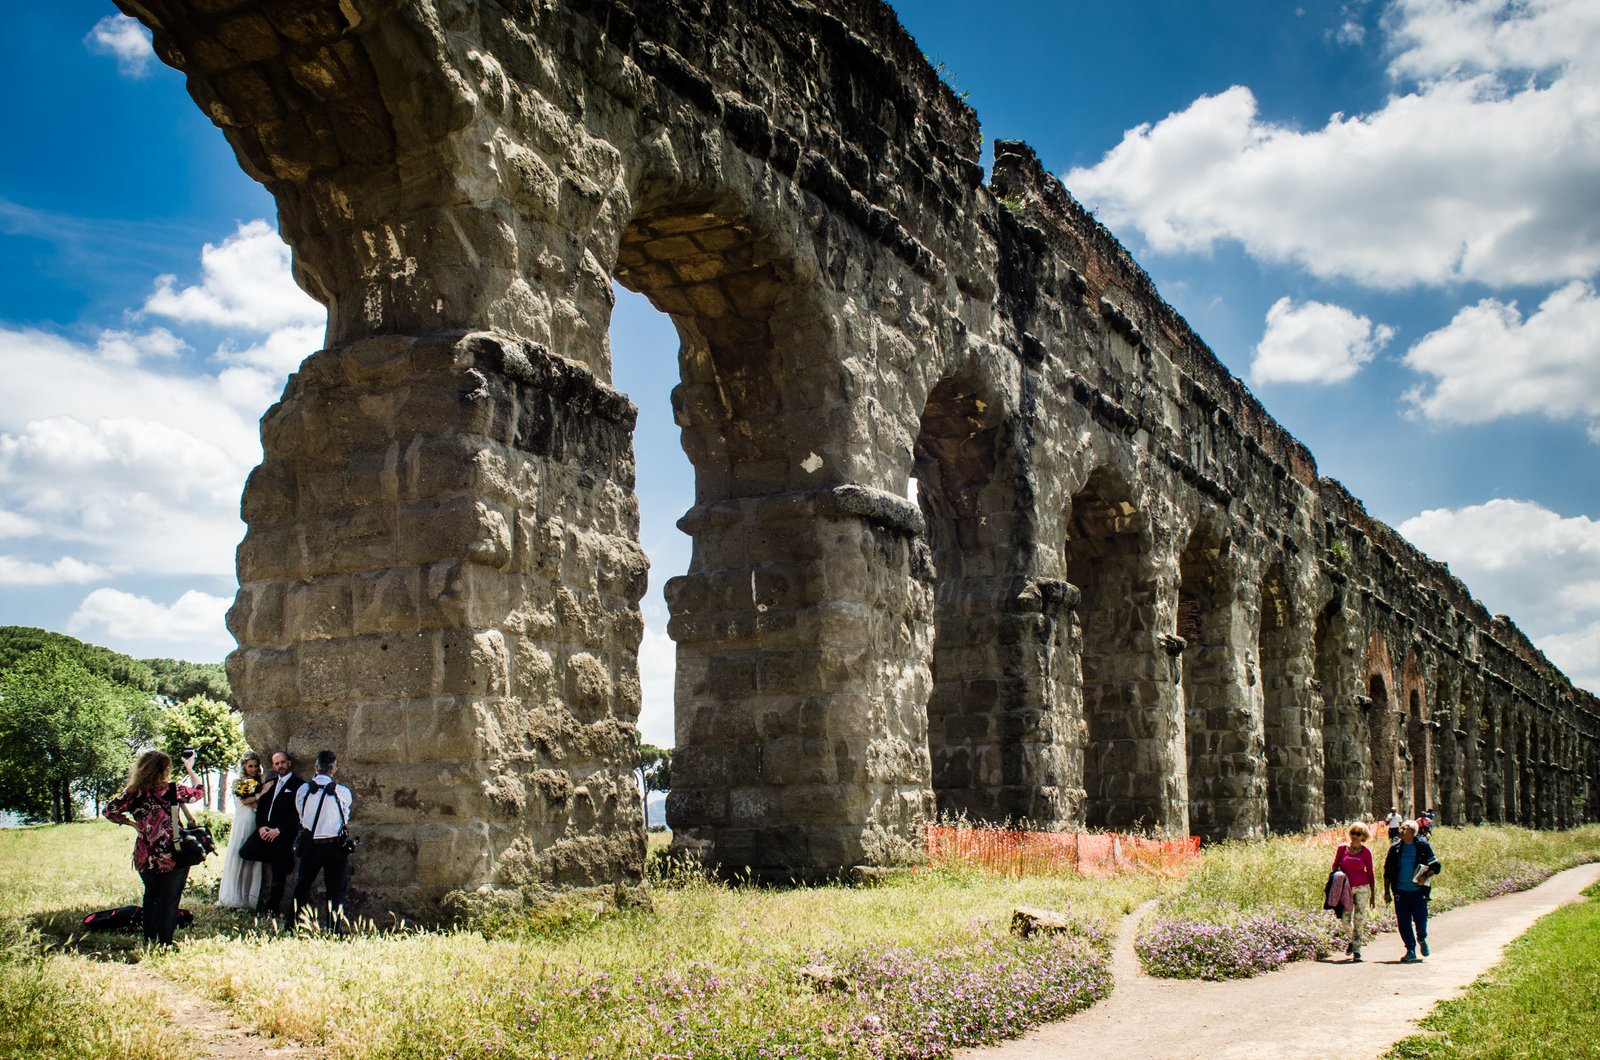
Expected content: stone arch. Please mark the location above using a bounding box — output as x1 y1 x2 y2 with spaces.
1258 559 1305 832
1065 467 1168 832
1402 649 1431 816
1178 517 1243 840
1365 630 1398 818
914 362 1061 825
1316 597 1360 823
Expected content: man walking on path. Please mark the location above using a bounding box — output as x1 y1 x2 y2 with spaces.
958 862 1600 1060
1385 820 1442 963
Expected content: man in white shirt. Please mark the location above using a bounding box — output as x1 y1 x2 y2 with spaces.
292 749 353 928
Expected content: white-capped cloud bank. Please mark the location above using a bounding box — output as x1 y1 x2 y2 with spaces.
144 219 325 333
0 555 109 587
84 15 153 78
1064 0 1600 290
1403 281 1600 434
0 221 323 600
1251 297 1395 385
68 587 234 652
1399 498 1600 693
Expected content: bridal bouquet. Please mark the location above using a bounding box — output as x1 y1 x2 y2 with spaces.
232 776 260 799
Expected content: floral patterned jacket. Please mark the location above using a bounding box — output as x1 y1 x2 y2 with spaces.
104 782 205 873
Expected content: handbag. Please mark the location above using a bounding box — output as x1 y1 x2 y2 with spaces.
238 830 274 862
171 797 214 867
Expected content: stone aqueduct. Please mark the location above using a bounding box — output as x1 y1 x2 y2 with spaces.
120 0 1600 911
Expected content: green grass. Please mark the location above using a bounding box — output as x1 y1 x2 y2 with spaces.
1385 879 1600 1059
2 822 1597 1058
1162 824 1600 922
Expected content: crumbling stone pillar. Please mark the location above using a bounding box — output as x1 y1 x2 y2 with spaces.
1260 562 1321 832
665 487 935 874
230 333 648 913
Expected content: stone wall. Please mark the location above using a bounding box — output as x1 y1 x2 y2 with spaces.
120 0 1600 909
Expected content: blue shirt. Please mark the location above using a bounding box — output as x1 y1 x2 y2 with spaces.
1396 843 1420 891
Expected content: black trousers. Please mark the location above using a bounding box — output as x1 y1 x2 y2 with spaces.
139 865 189 945
292 840 350 924
258 855 295 916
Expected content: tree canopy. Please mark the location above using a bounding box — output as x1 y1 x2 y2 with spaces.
0 645 142 822
0 626 155 692
159 695 248 776
143 657 232 705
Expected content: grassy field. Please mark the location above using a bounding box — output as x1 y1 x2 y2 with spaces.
1384 879 1600 1059
1136 824 1600 979
2 821 1597 1058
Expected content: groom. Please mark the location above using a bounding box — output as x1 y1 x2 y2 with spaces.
255 750 304 918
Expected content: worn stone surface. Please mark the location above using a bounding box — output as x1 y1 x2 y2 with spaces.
122 0 1599 909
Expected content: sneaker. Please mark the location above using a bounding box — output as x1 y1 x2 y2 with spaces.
1401 951 1420 963
1420 940 1430 957
1351 952 1362 962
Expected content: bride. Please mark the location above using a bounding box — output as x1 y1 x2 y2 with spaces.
218 751 269 908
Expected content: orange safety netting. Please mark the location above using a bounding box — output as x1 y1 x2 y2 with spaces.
925 826 1202 878
1302 821 1390 847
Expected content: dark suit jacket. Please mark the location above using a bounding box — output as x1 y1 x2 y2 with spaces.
255 774 304 865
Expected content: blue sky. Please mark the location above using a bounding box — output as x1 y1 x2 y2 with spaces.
2 1 1598 745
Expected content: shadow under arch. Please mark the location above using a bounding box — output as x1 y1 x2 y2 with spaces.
1365 630 1398 818
1402 649 1430 817
1178 516 1248 841
1065 466 1173 832
912 364 1063 826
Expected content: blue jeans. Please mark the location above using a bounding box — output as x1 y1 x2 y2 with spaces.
1395 888 1429 951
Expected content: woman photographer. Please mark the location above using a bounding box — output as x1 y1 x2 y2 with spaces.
103 749 204 946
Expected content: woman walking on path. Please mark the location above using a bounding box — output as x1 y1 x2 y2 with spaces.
1384 820 1442 963
1331 823 1378 961
104 749 205 946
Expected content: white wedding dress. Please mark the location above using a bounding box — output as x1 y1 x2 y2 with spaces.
217 793 263 908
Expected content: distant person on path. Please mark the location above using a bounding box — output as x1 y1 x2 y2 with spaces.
254 750 304 920
1417 808 1434 838
1384 807 1403 836
103 749 204 946
293 750 354 930
1331 823 1377 961
218 751 266 909
1385 820 1442 963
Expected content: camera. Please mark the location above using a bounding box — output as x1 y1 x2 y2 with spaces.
182 747 197 760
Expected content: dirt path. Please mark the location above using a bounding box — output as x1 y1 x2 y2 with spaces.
961 862 1600 1060
110 961 322 1060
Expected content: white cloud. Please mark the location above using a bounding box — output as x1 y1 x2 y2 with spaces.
84 15 154 78
94 327 188 366
0 218 325 581
637 622 676 747
68 588 234 650
0 509 39 539
1403 281 1600 430
1064 0 1600 289
1251 296 1395 385
1387 0 1600 81
144 220 325 333
1398 499 1600 693
1540 622 1600 698
0 555 110 586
